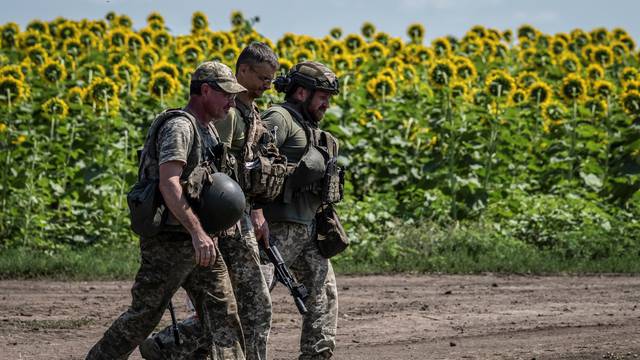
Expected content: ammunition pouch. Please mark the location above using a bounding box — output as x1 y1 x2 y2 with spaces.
127 178 168 238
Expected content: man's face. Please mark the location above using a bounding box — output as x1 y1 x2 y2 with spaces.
238 63 276 99
202 83 236 120
306 90 333 122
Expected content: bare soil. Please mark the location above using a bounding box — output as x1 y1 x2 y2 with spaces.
2 274 640 360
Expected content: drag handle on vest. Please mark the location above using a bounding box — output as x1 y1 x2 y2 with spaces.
168 300 181 346
262 238 309 314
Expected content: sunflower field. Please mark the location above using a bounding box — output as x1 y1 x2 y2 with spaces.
0 11 639 268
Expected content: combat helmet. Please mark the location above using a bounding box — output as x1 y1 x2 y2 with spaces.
194 172 246 234
273 61 339 95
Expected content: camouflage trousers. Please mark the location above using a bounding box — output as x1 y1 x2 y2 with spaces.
85 232 245 360
265 221 338 360
144 213 272 360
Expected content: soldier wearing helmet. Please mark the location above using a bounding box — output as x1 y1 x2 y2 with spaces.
86 61 246 360
259 61 342 359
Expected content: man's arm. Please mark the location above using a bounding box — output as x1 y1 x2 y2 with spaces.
251 208 269 248
159 161 217 267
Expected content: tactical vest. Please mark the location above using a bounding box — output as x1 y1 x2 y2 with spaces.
272 103 344 205
235 101 287 202
130 108 238 235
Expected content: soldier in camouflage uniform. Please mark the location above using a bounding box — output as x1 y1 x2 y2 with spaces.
260 61 341 359
140 43 284 360
85 61 247 360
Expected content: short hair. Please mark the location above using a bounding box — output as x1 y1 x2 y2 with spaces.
236 42 279 72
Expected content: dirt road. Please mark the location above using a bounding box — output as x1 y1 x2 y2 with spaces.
2 274 640 359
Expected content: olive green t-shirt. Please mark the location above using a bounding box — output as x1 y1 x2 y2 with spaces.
214 107 246 159
260 105 321 225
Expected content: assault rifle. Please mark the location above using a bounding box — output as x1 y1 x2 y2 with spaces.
262 238 309 314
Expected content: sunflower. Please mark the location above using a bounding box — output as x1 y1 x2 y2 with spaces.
66 86 86 105
610 41 629 62
493 43 509 60
361 22 376 39
179 44 204 67
191 11 209 34
106 28 129 48
138 47 159 69
366 41 388 60
278 59 293 75
147 12 164 24
231 10 245 27
541 101 567 126
592 80 615 99
585 63 605 81
378 68 398 82
619 35 635 52
570 29 591 48
374 32 390 45
147 18 165 32
329 27 342 40
333 55 353 74
485 70 516 99
12 134 27 145
57 21 78 40
63 37 84 59
152 60 180 79
126 33 145 53
88 20 107 37
454 57 477 81
366 75 396 99
81 63 106 82
584 97 607 118
277 32 296 52
509 89 527 106
0 65 25 82
516 71 539 89
527 81 553 106
39 59 67 84
116 15 133 28
502 29 513 42
530 49 554 69
537 34 552 49
152 31 173 49
299 36 322 53
148 72 179 98
343 34 365 53
589 28 609 44
620 90 640 116
16 30 41 49
550 36 568 55
624 80 640 93
558 52 581 73
407 23 425 44
0 76 27 104
113 61 141 90
387 37 404 54
87 77 120 112
26 19 48 33
221 44 240 63
591 45 614 67
429 59 456 88
516 24 537 41
24 45 48 67
560 73 587 102
431 37 452 57
402 64 418 82
1 22 19 48
292 48 314 63
385 58 404 72
460 38 483 57
450 80 470 102
327 41 346 55
41 97 69 120
78 30 99 50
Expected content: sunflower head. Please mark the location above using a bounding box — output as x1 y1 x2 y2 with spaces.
333 55 353 74
0 76 27 103
610 40 629 62
450 80 470 102
586 63 605 81
454 58 477 81
1 22 20 48
619 35 636 52
152 60 180 79
541 101 567 125
407 23 425 44
551 36 568 55
624 80 640 93
63 37 84 58
148 72 179 98
87 77 118 103
152 31 173 49
329 27 342 40
591 45 614 67
278 59 293 75
39 59 67 84
510 89 527 106
113 61 141 85
432 37 452 57
502 29 513 42
388 37 404 54
558 53 581 73
115 15 133 28
147 12 164 24
584 97 607 118
179 44 204 66
41 97 69 120
374 32 390 45
528 81 553 105
344 34 365 52
517 25 538 41
366 75 397 99
57 21 78 40
589 28 609 44
26 19 48 34
366 41 388 60
292 49 313 63
570 29 591 48
592 80 615 99
66 86 86 105
620 90 640 116
485 70 516 99
0 65 25 82
191 11 209 33
361 22 376 39
560 73 587 102
429 59 456 88
516 71 540 89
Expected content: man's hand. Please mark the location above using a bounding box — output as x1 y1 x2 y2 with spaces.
251 209 270 248
191 231 218 267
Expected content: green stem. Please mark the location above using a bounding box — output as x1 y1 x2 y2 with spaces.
569 98 577 182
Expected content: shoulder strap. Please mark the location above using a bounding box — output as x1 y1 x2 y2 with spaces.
278 103 317 153
139 109 202 180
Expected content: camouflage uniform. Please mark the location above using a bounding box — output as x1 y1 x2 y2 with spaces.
86 62 247 360
141 101 275 360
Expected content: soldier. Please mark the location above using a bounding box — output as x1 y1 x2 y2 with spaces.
260 61 341 359
85 61 247 360
140 43 285 360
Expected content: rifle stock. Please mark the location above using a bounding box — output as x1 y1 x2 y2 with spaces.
263 238 309 314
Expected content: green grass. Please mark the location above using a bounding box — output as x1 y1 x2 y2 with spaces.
2 240 640 280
